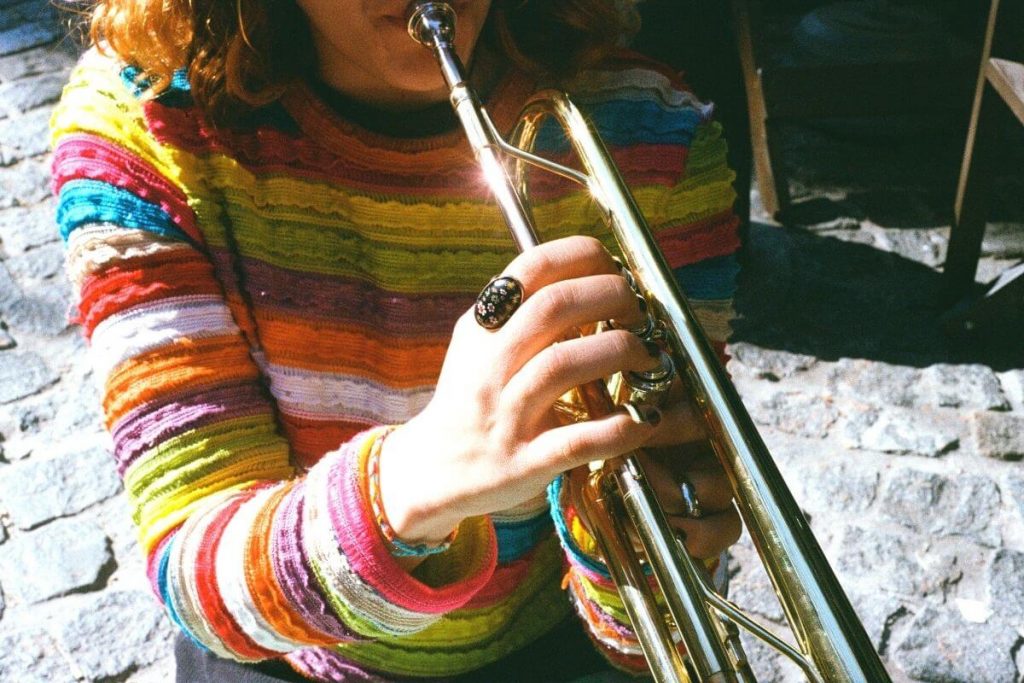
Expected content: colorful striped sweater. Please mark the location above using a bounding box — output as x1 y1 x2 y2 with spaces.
51 47 740 680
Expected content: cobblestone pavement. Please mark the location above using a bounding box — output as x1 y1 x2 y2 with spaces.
1 2 1023 682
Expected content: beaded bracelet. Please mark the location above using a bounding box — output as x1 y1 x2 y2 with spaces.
365 428 458 558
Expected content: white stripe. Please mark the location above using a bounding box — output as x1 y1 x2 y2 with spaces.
90 296 240 380
302 457 438 636
573 67 713 116
169 499 248 661
263 363 434 423
65 224 189 286
216 483 307 653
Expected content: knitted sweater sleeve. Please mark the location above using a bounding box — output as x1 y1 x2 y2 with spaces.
546 54 742 673
51 50 500 668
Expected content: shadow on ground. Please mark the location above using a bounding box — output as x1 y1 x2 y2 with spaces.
733 222 1024 371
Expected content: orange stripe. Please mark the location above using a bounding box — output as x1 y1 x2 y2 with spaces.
245 483 339 646
255 318 446 383
279 415 365 471
103 335 260 429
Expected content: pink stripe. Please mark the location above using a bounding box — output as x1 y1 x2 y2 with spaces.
327 436 497 614
52 133 205 245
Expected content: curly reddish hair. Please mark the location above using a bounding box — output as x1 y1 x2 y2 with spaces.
88 0 638 124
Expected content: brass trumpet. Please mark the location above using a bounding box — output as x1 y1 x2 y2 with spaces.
407 4 892 682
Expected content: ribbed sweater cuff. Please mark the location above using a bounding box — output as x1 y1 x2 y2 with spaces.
325 428 498 616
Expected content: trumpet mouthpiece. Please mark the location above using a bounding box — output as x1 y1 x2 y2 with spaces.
407 2 457 47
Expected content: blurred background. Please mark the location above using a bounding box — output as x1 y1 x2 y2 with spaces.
0 0 1021 680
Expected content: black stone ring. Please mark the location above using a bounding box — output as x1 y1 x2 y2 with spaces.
474 276 525 329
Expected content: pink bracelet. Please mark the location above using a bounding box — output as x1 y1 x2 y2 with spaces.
366 428 457 558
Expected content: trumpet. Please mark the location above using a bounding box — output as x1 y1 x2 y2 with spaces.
407 3 891 682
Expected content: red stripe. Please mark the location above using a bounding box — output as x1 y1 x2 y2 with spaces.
657 212 741 268
78 253 223 337
192 489 280 660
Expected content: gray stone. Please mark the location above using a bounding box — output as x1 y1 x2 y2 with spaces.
938 475 1002 546
844 592 911 654
0 628 76 683
988 549 1024 622
971 412 1024 461
0 156 51 207
0 321 13 348
981 220 1024 260
1007 475 1024 523
796 460 880 516
0 71 64 115
893 606 1018 683
0 349 57 402
6 241 64 280
881 469 1001 546
726 537 787 623
2 286 70 335
0 580 4 620
7 390 57 435
53 590 175 681
0 517 112 603
726 342 817 380
873 227 948 268
842 406 959 457
0 258 18 305
828 359 921 408
920 364 1009 411
879 469 945 531
0 445 121 529
0 522 7 543
0 200 59 252
836 526 933 597
0 106 52 165
751 391 838 438
0 42 76 81
0 22 59 56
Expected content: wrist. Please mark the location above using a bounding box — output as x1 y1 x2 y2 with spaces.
374 424 462 551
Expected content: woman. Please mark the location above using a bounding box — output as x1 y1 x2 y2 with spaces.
51 0 743 680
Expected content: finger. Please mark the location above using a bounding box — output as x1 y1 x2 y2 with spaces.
497 274 645 371
640 451 733 516
501 235 619 295
525 408 657 478
671 508 742 560
641 402 707 448
502 329 660 424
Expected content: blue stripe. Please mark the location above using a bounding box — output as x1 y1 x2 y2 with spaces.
674 254 740 301
159 535 211 653
547 476 611 579
57 179 193 244
536 100 703 152
494 513 554 564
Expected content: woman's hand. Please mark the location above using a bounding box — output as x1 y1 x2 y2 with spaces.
638 443 742 560
379 235 662 545
377 235 732 555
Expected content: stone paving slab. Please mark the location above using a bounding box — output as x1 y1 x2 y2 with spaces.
0 2 1022 682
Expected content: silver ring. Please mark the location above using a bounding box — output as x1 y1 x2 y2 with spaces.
474 276 524 329
679 476 704 519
